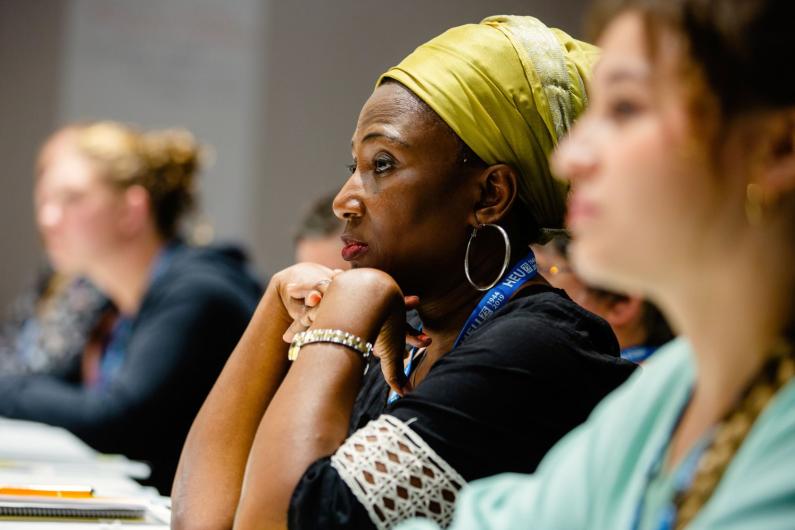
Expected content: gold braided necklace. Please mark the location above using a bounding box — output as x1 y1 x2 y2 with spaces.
674 340 795 529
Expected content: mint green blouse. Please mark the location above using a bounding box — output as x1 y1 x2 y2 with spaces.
398 338 795 530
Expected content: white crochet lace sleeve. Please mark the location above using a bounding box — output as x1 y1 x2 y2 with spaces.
330 414 466 529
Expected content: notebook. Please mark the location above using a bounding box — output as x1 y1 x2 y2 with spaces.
0 493 147 520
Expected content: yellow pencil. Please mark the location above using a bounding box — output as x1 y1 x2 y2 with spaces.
0 485 94 498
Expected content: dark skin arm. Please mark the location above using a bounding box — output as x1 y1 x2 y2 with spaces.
171 265 411 530
233 268 409 530
171 264 340 530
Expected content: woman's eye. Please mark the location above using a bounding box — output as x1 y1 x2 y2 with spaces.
373 156 394 174
608 99 642 121
346 162 357 175
58 191 83 205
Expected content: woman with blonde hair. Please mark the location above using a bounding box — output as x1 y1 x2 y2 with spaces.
0 122 261 493
400 0 795 528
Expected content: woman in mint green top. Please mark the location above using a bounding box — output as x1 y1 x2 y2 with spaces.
403 338 795 529
399 0 795 528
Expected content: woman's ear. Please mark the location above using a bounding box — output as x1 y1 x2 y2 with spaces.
120 184 154 237
470 164 519 225
752 109 795 198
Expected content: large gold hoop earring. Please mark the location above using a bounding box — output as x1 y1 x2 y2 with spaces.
464 223 511 291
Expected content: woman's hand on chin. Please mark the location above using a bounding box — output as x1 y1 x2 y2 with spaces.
307 268 431 395
270 262 344 342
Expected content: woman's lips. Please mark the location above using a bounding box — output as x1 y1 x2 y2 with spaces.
341 237 369 261
566 195 600 229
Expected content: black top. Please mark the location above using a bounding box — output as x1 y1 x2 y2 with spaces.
288 285 636 529
0 244 262 493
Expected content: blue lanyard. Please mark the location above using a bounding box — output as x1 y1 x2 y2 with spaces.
631 391 713 530
452 250 538 349
387 250 538 404
622 345 658 364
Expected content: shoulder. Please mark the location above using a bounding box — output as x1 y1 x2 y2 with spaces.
161 244 260 286
448 285 624 371
738 372 795 467
697 375 795 529
581 338 694 434
144 244 262 308
473 285 615 345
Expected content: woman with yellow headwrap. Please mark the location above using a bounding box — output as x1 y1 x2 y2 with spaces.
172 15 633 530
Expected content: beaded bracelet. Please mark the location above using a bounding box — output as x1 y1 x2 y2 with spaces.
288 328 373 363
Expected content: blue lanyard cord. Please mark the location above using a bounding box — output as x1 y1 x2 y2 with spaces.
387 250 538 405
622 345 658 364
452 250 537 349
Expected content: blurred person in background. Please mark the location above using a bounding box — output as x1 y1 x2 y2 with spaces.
294 192 349 270
533 234 674 362
0 270 108 376
0 122 262 493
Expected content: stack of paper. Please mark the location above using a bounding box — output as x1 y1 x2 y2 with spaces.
0 418 169 528
0 493 147 520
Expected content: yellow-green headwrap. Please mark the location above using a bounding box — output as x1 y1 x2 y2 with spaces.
377 15 598 237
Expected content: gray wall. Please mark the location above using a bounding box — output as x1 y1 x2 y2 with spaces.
0 0 589 308
0 0 65 306
58 0 268 254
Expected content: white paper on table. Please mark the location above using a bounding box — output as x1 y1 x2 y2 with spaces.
0 418 150 479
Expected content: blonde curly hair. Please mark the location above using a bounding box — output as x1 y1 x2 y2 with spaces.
54 121 203 239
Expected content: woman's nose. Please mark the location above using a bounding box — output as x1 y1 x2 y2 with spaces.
332 173 365 221
551 121 598 185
